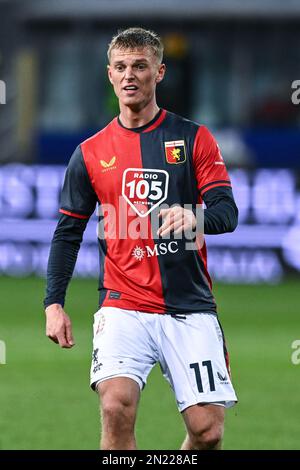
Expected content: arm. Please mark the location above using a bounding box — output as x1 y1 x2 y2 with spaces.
194 125 238 234
203 186 238 234
158 126 238 237
157 186 238 237
44 216 88 348
44 145 97 348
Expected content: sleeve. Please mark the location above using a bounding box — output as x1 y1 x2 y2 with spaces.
193 125 232 197
43 145 98 309
59 145 98 219
203 186 238 234
43 215 88 308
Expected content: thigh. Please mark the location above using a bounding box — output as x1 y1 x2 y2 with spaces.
90 307 158 391
98 376 140 410
182 403 225 435
159 313 238 412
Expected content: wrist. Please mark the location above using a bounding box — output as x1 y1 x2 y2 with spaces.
45 303 63 314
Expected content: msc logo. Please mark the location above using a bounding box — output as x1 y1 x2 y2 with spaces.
165 140 186 164
132 241 179 261
100 156 117 172
122 168 169 217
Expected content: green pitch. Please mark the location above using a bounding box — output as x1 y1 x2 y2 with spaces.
0 276 299 450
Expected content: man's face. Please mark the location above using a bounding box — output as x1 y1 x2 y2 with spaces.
108 47 165 110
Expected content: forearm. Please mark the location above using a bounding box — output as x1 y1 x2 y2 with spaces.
44 215 88 308
204 201 238 234
203 187 238 235
44 240 80 308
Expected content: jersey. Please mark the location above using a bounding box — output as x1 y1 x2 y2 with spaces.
59 109 232 314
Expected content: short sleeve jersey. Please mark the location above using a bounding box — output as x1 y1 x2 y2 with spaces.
60 110 231 314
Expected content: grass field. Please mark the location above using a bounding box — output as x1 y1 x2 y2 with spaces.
0 276 299 450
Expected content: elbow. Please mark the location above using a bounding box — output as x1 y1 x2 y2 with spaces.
227 218 238 233
227 204 239 233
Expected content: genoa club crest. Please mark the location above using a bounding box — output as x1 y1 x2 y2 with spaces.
165 140 186 164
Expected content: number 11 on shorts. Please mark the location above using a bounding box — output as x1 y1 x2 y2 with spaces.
190 360 216 392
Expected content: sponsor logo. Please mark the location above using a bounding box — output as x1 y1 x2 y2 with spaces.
132 246 146 261
100 156 117 172
165 140 186 164
109 291 121 300
217 371 229 384
132 241 179 261
122 168 169 217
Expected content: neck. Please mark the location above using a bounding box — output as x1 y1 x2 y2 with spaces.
119 101 160 128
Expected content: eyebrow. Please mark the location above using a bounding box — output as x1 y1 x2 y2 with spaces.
113 59 148 65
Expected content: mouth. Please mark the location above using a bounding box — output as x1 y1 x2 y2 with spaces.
123 85 139 94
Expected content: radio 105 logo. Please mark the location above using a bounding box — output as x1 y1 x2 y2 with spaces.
122 168 169 218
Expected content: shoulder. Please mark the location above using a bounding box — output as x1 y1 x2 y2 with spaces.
164 111 216 138
163 111 212 151
164 110 201 133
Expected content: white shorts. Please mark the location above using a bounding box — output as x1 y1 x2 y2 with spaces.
90 307 237 412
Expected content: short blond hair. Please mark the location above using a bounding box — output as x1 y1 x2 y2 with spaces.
107 27 164 63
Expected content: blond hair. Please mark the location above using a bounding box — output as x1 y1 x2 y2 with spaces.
108 27 164 63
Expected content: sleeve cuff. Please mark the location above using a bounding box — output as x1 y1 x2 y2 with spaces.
59 209 90 219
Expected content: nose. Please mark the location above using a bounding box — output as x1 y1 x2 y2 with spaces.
124 66 134 80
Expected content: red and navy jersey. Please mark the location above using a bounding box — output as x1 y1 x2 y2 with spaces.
59 109 232 314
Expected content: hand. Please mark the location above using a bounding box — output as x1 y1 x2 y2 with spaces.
45 304 75 349
157 206 196 237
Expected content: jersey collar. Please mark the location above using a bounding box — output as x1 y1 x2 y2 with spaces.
114 109 167 136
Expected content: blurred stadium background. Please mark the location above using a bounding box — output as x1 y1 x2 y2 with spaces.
0 0 300 450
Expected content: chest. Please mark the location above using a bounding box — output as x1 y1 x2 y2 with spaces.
87 131 198 213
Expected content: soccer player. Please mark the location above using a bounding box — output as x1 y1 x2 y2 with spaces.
44 27 238 450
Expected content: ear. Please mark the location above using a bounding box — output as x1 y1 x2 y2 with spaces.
107 65 114 85
155 63 166 84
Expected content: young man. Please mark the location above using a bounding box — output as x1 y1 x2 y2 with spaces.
44 27 238 450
